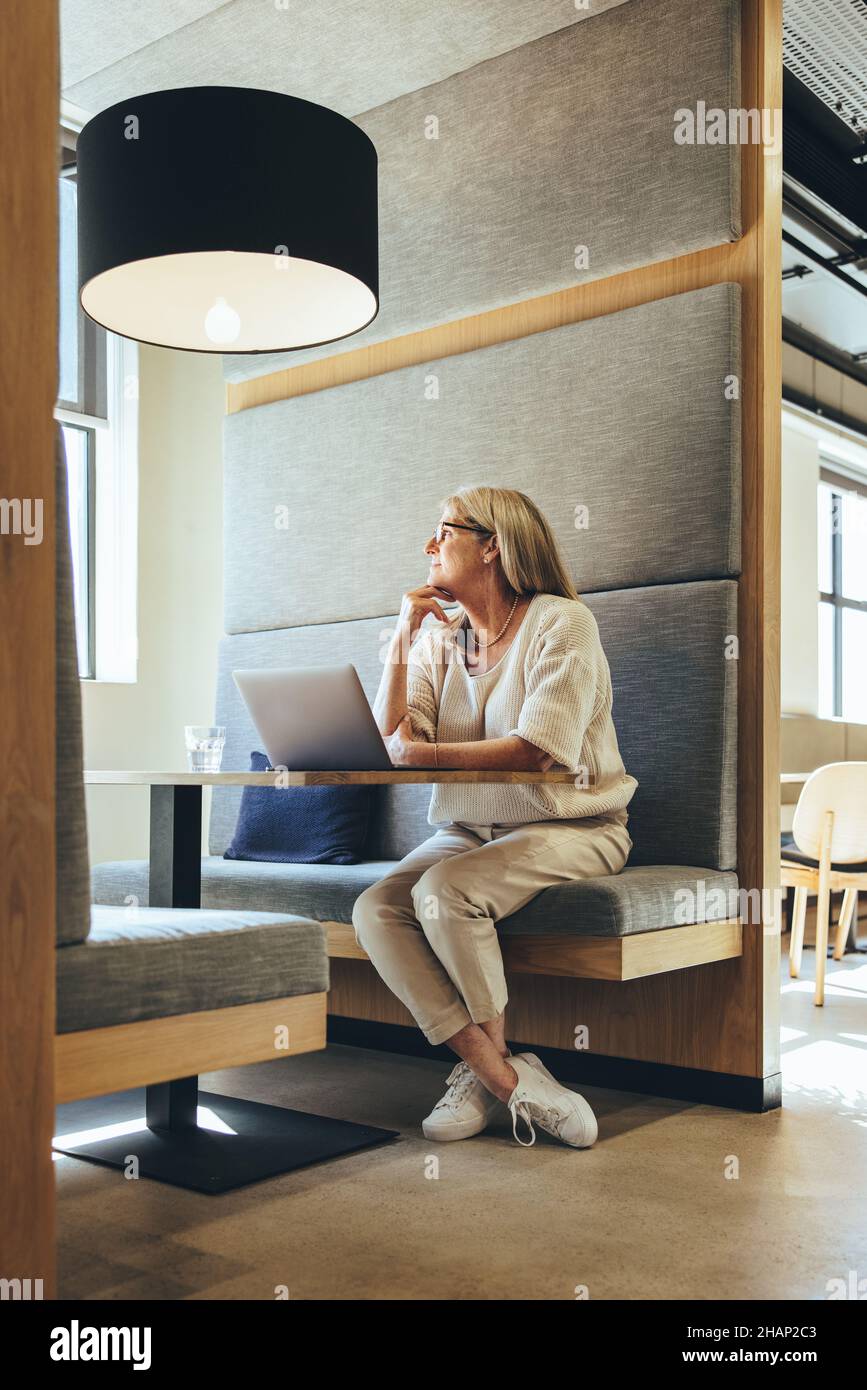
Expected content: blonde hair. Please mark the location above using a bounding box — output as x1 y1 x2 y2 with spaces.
439 485 580 601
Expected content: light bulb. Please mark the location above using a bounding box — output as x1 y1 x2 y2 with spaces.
204 296 241 344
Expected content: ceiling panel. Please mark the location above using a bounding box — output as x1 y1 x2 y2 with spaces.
782 202 867 362
62 0 631 118
783 278 867 357
783 0 867 140
783 244 867 359
61 0 231 90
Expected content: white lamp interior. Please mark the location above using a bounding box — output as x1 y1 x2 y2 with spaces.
80 250 377 352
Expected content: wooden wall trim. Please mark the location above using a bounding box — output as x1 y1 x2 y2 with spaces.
227 239 749 415
0 0 58 1299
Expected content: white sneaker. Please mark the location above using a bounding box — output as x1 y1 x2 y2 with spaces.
506 1053 598 1149
422 1057 509 1142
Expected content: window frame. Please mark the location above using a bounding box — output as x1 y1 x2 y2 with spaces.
58 127 108 420
59 420 97 679
818 462 867 720
56 102 139 684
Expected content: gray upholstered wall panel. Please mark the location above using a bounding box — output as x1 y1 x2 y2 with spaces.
211 579 737 871
224 0 740 384
585 579 738 872
64 0 632 117
224 283 741 633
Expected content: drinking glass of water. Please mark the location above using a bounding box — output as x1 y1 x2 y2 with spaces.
185 725 226 772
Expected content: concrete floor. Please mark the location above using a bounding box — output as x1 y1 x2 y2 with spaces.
55 945 867 1301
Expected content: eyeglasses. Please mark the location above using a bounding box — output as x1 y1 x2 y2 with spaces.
433 519 492 544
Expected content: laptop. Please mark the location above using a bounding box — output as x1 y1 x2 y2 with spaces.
232 663 395 771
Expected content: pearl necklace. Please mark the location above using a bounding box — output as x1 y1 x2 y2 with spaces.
462 592 519 650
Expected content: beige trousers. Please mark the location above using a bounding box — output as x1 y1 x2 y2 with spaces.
351 811 633 1046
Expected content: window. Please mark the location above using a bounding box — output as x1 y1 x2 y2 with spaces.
58 131 107 419
56 114 138 683
817 464 867 722
60 422 95 678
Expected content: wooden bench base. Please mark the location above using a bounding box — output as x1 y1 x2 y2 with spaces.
55 924 744 1104
325 919 744 982
55 992 327 1104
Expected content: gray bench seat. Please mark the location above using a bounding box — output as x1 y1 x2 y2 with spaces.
91 859 739 940
57 904 328 1034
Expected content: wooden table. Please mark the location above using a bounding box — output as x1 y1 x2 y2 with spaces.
81 768 586 1186
85 768 583 784
85 768 583 909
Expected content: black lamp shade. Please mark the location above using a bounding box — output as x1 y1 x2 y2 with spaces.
76 86 379 353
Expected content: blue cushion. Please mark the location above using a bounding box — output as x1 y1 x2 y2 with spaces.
224 752 372 865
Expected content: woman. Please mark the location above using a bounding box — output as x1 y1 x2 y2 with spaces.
352 486 638 1149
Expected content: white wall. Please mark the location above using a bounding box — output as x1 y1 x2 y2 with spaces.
780 418 820 716
779 404 867 833
83 344 224 866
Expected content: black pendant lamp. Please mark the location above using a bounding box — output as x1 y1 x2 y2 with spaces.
76 86 379 353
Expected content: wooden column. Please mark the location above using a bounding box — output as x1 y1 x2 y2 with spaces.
0 0 58 1297
736 0 783 1085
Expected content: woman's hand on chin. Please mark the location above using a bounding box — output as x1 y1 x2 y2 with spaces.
398 584 455 639
385 714 427 768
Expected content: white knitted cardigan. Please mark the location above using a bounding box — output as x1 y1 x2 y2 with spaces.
406 590 638 827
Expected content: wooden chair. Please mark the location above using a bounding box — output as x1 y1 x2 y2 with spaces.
781 763 867 1006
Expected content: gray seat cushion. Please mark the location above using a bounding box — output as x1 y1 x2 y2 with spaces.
91 858 397 925
56 905 328 1034
91 858 740 940
500 865 740 937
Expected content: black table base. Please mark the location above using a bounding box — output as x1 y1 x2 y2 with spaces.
54 1077 399 1194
